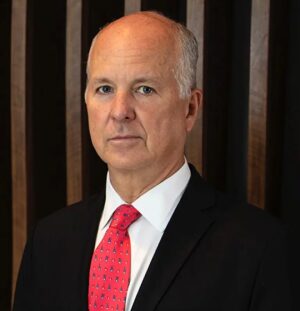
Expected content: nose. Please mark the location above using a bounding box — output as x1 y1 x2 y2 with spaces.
110 91 136 122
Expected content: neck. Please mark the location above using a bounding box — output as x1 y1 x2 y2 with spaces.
108 158 185 203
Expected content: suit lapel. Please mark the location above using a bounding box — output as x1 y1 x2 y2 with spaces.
72 193 105 310
131 167 216 311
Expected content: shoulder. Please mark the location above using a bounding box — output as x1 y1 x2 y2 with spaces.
33 192 104 238
187 163 286 241
214 191 286 242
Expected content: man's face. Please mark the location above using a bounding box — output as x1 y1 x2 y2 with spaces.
85 18 198 176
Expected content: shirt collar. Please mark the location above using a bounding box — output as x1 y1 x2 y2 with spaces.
100 160 191 232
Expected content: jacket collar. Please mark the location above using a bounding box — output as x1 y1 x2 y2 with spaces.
131 165 216 311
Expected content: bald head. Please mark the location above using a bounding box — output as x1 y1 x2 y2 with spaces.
98 11 177 36
86 11 198 98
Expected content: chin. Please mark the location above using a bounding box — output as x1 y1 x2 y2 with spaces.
107 157 149 172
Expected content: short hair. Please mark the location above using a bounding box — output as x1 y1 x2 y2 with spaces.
87 11 199 99
172 21 199 98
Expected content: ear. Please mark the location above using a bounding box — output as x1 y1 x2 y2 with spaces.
185 88 203 132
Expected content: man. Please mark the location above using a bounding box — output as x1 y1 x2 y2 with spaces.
13 11 291 311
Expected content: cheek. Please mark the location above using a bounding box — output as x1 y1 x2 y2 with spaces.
87 104 105 130
145 111 186 149
86 106 107 147
88 112 99 130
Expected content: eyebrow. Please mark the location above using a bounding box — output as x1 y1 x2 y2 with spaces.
132 77 161 84
89 77 113 85
89 76 161 86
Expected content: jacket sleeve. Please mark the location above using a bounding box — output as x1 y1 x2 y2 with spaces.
12 230 35 311
249 227 293 311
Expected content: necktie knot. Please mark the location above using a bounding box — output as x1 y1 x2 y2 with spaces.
110 204 141 231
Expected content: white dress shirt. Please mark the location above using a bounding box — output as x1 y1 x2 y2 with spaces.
94 160 191 310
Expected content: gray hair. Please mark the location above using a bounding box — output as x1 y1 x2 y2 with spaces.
173 22 199 98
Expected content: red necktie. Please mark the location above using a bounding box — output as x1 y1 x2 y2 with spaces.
88 204 141 311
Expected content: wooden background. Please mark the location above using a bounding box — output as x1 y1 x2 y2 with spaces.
1 0 299 309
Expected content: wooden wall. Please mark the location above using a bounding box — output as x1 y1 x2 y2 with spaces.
1 0 299 309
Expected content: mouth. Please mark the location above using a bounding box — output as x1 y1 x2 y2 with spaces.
108 135 142 144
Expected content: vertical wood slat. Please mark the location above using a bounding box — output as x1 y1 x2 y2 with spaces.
125 0 141 15
185 0 205 174
0 0 12 308
11 0 28 297
247 0 270 208
66 0 83 205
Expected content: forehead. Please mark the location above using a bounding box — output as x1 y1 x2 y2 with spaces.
87 15 178 76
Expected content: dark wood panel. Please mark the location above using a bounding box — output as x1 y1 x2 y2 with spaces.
0 0 12 309
142 0 186 23
66 0 83 205
247 0 270 208
226 0 251 201
11 0 28 298
27 0 67 221
281 0 300 307
265 0 288 215
202 0 233 190
125 0 141 15
185 0 205 174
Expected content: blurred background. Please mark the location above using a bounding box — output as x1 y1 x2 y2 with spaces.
1 0 299 310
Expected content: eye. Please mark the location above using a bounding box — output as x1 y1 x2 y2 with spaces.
136 85 154 95
96 85 113 94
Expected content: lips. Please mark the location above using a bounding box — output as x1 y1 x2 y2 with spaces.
107 135 143 146
109 135 141 141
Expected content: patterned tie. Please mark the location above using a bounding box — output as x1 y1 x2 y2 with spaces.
88 204 141 311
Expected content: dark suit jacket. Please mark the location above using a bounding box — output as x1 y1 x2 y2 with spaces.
13 165 292 311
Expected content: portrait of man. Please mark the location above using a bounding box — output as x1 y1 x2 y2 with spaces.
13 11 291 311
